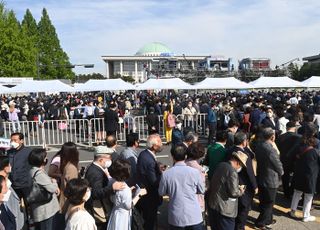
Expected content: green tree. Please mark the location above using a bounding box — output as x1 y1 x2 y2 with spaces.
75 73 105 83
20 9 38 77
0 9 27 77
37 8 74 80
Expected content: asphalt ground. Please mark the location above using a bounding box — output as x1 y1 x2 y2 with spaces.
44 142 320 230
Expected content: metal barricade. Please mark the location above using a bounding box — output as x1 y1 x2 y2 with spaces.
44 119 91 147
2 121 45 147
0 113 209 148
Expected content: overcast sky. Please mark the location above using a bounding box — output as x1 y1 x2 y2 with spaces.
5 0 320 75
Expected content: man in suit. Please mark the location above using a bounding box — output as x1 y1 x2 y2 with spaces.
136 134 163 230
104 103 119 136
276 121 301 199
254 128 283 229
85 146 125 230
226 132 258 230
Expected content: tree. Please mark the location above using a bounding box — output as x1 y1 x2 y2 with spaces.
37 8 74 80
20 9 38 77
75 73 105 83
110 73 135 83
0 9 27 77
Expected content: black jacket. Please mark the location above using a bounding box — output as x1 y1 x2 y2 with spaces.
136 149 162 206
276 132 301 170
104 109 119 132
84 163 113 214
293 146 320 194
146 113 159 134
8 145 32 189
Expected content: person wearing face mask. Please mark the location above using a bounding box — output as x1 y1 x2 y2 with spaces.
0 156 24 230
254 128 283 229
7 132 32 222
136 134 163 230
182 101 197 129
85 146 126 230
28 148 60 230
171 119 184 149
65 178 97 230
208 151 247 230
261 107 280 138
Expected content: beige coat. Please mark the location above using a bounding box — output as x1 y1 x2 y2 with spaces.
59 163 78 212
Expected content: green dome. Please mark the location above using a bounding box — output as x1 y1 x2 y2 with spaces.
135 42 173 56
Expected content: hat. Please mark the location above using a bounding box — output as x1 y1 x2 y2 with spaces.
94 146 113 156
232 151 248 167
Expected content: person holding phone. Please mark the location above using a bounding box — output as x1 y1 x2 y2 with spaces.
107 159 147 230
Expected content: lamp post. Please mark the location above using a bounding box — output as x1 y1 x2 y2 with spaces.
36 62 94 80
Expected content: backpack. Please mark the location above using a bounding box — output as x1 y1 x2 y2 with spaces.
167 113 175 128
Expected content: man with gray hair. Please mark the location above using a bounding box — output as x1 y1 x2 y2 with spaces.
136 134 163 230
254 127 283 229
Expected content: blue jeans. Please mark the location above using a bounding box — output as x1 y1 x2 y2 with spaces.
169 222 205 230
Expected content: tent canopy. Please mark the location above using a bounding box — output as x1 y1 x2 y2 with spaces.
75 79 135 91
5 80 75 93
136 78 192 90
302 76 320 88
0 85 9 93
250 76 304 88
193 77 253 90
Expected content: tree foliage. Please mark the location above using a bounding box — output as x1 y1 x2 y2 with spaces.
0 3 74 79
76 73 105 83
110 73 135 83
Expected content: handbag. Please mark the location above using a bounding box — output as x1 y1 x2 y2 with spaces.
58 122 68 130
26 170 53 205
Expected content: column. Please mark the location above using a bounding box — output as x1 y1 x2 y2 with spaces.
120 61 123 75
177 61 181 69
191 61 195 70
106 61 109 78
135 61 138 83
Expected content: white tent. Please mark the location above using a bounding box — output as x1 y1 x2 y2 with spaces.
249 76 304 88
75 79 135 91
136 78 193 90
0 85 9 93
302 76 320 88
5 80 75 93
192 77 253 90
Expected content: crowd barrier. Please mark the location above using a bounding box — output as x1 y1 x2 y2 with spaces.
1 113 208 148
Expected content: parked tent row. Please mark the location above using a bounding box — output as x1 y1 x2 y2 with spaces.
0 76 320 93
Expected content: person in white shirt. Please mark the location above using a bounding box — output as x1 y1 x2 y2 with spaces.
65 178 97 230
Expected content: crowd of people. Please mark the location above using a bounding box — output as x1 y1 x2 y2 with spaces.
0 89 319 230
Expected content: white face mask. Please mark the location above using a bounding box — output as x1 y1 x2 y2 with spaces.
176 123 182 130
83 190 91 202
236 167 242 173
10 142 19 149
105 160 112 169
2 189 11 202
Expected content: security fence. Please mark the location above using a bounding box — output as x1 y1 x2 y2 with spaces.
1 113 208 148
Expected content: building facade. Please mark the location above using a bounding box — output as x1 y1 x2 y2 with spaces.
102 42 235 82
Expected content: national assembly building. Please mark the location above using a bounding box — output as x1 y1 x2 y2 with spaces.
102 42 237 83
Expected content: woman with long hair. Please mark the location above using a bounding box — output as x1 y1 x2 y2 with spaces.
59 142 79 213
289 124 320 222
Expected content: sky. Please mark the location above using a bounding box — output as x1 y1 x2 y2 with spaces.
4 0 320 75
